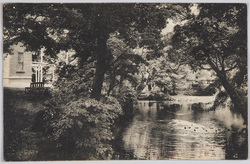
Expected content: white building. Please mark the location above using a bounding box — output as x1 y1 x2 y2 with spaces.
3 42 55 88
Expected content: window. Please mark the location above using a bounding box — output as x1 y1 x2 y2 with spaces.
17 52 24 71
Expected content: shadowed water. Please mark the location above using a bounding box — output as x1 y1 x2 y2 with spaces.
121 98 247 160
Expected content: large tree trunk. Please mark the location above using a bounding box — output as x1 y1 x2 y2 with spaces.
90 35 108 100
217 72 247 124
207 59 247 123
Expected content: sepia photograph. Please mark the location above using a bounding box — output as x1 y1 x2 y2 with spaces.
2 2 248 161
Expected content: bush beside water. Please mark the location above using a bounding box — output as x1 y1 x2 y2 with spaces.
4 84 137 161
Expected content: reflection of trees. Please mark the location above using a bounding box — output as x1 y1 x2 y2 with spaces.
123 100 246 159
224 131 248 159
122 101 157 159
156 102 177 120
157 101 226 159
191 103 204 122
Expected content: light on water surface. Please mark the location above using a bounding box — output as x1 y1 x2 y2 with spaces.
122 97 246 160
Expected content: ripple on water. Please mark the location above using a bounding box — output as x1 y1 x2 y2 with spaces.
121 100 246 160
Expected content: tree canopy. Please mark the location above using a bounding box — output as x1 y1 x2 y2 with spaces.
170 3 247 122
3 3 191 100
3 3 247 116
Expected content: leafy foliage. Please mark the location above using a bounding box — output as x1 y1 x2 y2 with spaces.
34 96 123 159
3 3 189 100
52 61 95 102
169 4 247 121
4 3 248 160
105 34 147 96
38 54 135 159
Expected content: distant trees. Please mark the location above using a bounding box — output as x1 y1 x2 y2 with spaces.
105 34 146 96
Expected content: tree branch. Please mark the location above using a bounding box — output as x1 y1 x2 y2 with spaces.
225 61 238 72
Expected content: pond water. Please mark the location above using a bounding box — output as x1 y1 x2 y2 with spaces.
119 97 247 160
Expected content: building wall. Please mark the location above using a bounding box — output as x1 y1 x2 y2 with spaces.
3 42 32 88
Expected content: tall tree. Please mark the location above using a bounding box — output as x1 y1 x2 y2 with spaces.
4 3 189 100
171 4 247 122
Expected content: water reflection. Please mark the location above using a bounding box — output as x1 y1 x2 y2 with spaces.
122 98 247 160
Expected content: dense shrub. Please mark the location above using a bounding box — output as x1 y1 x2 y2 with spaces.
34 96 123 159
34 61 138 159
51 61 95 104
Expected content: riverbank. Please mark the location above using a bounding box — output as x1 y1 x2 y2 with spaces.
3 88 135 160
4 88 247 160
170 94 216 104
